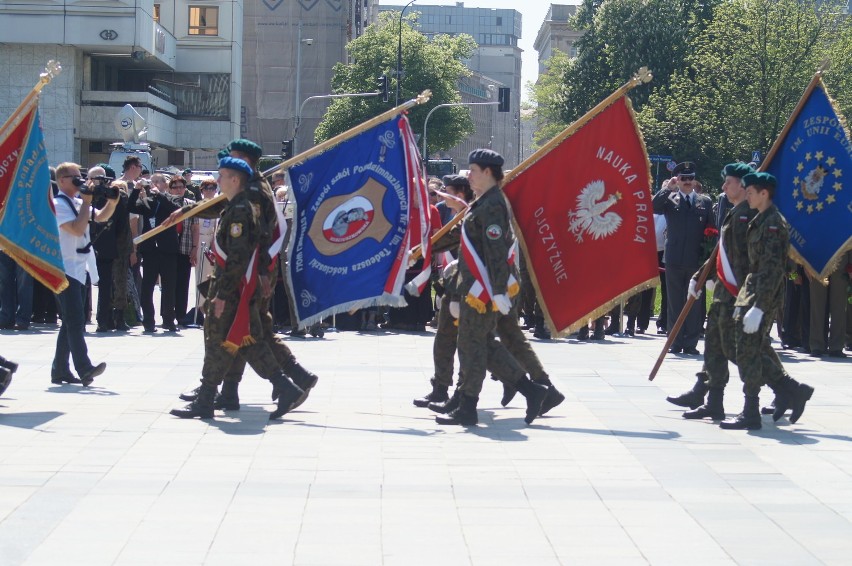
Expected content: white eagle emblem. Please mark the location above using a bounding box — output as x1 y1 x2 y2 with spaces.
567 180 622 243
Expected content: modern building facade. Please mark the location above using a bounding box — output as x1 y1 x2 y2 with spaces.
533 4 583 73
240 0 380 158
0 0 243 169
381 2 523 168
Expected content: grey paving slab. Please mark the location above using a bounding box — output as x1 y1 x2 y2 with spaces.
0 318 851 565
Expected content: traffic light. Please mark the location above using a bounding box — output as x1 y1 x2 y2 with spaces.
281 139 293 159
498 87 510 113
376 75 388 103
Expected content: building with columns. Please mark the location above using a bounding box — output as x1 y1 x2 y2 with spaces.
0 1 243 169
533 4 583 73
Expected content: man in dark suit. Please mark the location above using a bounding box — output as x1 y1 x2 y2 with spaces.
652 162 713 355
127 175 182 333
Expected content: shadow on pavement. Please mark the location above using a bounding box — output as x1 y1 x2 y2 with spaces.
46 385 119 396
295 421 443 437
0 410 64 429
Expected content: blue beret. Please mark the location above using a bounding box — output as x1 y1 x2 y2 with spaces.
721 162 754 179
468 149 504 167
227 138 263 160
742 172 777 189
442 174 469 187
218 157 253 177
673 161 696 177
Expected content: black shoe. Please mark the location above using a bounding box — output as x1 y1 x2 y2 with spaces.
810 349 825 358
669 347 682 354
0 356 19 373
787 382 814 424
683 347 701 355
113 309 130 332
538 381 565 416
429 388 461 414
666 375 708 409
827 350 848 358
170 384 216 419
269 373 305 420
719 396 761 430
163 324 179 333
0 367 12 396
288 328 307 337
413 380 449 408
657 328 667 335
435 394 478 426
214 381 240 410
533 326 551 340
760 399 777 416
143 326 158 334
79 362 106 386
179 385 204 402
279 362 319 410
95 326 112 333
515 377 548 425
683 387 724 420
577 327 589 340
636 328 646 334
51 372 82 385
591 330 605 340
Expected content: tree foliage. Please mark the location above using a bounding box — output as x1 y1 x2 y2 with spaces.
314 12 476 151
637 0 852 183
526 49 572 148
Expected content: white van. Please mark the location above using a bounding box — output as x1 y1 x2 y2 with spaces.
108 142 153 175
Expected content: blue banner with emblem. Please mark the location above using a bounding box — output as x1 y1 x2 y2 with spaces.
286 115 418 328
0 104 68 293
763 80 852 279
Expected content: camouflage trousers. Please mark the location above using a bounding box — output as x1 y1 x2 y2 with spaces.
221 292 297 384
457 302 527 397
201 297 283 388
434 299 548 390
111 255 129 309
733 305 788 396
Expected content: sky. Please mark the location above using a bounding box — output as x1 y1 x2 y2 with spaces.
390 1 573 102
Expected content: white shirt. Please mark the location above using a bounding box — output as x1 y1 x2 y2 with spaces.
653 213 667 252
54 193 93 285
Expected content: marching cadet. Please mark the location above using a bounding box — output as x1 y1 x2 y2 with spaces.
721 172 814 430
435 150 548 426
171 140 318 411
671 163 787 421
170 157 304 420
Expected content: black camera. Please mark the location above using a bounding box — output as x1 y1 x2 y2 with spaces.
79 175 120 207
72 176 86 187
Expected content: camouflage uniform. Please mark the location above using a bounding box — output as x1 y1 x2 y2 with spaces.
733 204 790 396
201 190 281 386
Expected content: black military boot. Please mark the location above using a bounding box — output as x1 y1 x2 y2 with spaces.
761 381 789 420
0 356 20 373
0 366 12 396
500 382 517 407
592 318 606 340
170 383 216 419
515 376 548 424
435 393 478 426
279 362 319 409
214 380 240 410
269 372 305 420
577 326 589 340
719 395 761 430
413 379 449 408
683 387 725 420
113 308 130 331
429 388 461 414
782 378 814 424
666 373 709 409
536 377 565 416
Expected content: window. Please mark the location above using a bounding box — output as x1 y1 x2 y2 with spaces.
496 16 502 26
188 6 218 36
153 3 160 22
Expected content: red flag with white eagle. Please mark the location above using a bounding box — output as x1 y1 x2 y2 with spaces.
502 96 658 334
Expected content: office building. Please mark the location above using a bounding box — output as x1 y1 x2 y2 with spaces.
534 4 583 73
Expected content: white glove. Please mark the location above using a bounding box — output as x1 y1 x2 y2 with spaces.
687 279 701 300
449 301 460 319
742 306 764 334
443 259 458 279
435 294 442 310
493 294 512 315
705 279 715 293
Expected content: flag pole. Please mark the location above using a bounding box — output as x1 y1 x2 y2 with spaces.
408 207 467 262
503 67 652 187
0 61 61 142
134 90 433 246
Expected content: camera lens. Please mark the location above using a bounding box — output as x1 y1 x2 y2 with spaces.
72 176 85 187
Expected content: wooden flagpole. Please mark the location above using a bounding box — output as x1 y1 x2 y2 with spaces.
134 90 433 246
0 61 61 143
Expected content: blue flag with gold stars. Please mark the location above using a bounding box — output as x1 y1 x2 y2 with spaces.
764 80 852 279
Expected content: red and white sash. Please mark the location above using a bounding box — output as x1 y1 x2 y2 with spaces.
459 224 520 313
715 230 739 297
212 236 259 353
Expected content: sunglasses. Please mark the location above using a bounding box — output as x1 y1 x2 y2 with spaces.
678 175 695 181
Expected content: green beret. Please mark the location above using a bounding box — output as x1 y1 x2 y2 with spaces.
742 172 777 189
468 149 504 167
96 163 117 180
721 162 754 179
227 138 263 160
218 157 253 177
216 149 229 160
441 174 469 188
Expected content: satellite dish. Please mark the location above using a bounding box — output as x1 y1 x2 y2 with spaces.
115 104 148 143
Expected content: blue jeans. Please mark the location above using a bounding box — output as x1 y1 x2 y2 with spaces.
53 277 94 377
0 250 33 327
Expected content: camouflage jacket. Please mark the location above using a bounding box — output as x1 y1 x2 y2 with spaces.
735 204 790 312
455 186 517 298
209 190 260 304
693 200 756 304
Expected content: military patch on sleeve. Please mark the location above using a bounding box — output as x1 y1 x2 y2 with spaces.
230 223 243 237
486 224 503 240
768 226 779 233
739 216 749 222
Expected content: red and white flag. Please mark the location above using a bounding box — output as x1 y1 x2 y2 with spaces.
503 96 659 334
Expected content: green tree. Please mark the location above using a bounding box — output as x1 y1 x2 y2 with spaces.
314 12 476 152
526 49 572 148
637 0 852 183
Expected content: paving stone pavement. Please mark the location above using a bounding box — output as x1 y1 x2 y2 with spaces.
0 320 851 565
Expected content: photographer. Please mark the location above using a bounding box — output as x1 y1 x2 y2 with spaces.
127 174 182 333
86 166 122 332
52 162 117 387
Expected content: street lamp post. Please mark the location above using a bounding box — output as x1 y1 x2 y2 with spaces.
294 92 381 153
396 0 416 107
422 101 499 177
293 25 314 154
